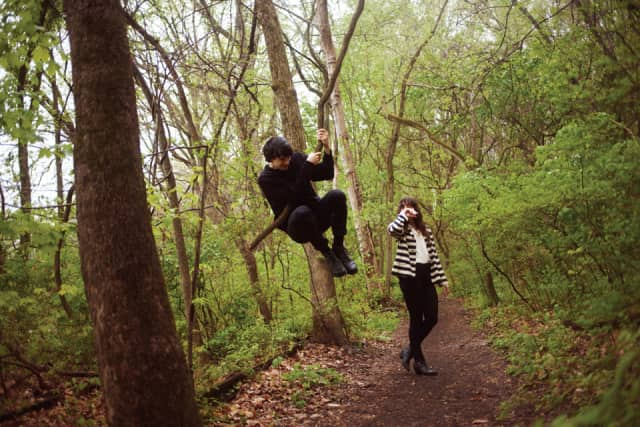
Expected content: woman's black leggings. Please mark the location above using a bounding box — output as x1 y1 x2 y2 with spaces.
399 263 438 362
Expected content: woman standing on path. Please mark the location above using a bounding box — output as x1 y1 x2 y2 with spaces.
387 197 449 375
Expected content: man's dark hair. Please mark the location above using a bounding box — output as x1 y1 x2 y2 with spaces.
262 136 293 161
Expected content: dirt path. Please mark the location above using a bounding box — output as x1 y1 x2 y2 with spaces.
217 297 539 426
328 298 523 426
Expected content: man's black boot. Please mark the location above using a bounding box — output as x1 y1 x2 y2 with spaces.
333 246 358 275
321 249 347 277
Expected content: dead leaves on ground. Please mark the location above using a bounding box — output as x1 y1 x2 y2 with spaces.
207 342 377 426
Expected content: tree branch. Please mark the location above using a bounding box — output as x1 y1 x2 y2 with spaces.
385 113 467 163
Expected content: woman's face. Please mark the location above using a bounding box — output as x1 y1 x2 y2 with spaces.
402 202 418 213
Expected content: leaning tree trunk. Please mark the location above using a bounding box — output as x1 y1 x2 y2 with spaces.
63 1 201 425
316 0 381 294
237 239 273 323
256 0 347 345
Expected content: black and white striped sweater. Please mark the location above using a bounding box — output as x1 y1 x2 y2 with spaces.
387 212 448 286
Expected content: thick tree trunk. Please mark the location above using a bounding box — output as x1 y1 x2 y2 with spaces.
316 0 381 294
304 245 348 345
63 1 201 425
255 0 306 150
256 0 347 344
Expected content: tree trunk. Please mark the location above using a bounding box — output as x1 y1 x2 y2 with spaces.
237 239 273 323
63 1 201 425
15 2 49 253
484 271 500 307
0 182 5 274
383 148 396 300
304 245 348 345
316 0 382 294
16 67 33 252
51 75 74 318
256 0 347 344
255 0 306 150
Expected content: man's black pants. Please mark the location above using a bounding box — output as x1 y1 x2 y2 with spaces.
286 189 347 252
399 263 438 362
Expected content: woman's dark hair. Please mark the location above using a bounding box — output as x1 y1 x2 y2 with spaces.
397 196 431 238
262 136 293 161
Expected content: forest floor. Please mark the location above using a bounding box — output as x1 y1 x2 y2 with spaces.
2 297 552 426
207 297 548 426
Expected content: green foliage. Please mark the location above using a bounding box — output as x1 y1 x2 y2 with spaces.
446 112 640 305
438 1 640 418
283 363 344 407
283 363 344 389
475 303 640 425
550 330 640 427
339 289 400 342
0 0 62 142
0 212 94 374
447 113 640 417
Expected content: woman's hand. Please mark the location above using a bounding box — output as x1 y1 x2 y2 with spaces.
441 283 450 298
402 207 417 218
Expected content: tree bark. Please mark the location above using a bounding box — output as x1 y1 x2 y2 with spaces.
237 239 273 323
316 0 381 294
256 0 347 345
255 0 306 149
304 245 347 344
484 271 500 307
0 183 5 275
63 1 201 425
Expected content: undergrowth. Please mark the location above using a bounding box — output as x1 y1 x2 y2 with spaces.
471 295 640 426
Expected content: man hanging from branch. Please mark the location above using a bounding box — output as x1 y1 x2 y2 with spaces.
257 128 357 277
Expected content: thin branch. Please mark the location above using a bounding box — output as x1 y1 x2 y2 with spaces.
385 114 467 163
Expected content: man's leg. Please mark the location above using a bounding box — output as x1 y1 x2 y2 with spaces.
287 205 328 250
287 205 347 277
317 190 357 274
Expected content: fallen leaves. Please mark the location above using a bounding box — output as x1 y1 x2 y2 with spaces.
207 342 378 426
